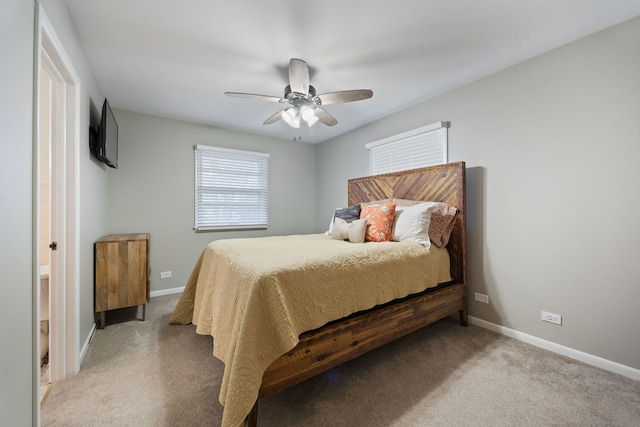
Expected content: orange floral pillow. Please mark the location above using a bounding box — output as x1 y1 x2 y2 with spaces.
360 202 396 242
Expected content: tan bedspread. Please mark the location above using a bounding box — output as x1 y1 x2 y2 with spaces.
169 233 451 427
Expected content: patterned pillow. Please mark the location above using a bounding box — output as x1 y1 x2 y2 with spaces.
392 198 422 207
360 202 396 242
389 198 457 247
362 198 457 247
429 203 457 248
331 217 368 243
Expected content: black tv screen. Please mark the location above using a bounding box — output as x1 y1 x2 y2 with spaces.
90 98 118 168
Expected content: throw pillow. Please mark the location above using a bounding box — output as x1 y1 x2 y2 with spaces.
429 203 457 247
329 204 361 235
331 217 367 243
392 202 437 247
360 202 396 242
334 204 361 223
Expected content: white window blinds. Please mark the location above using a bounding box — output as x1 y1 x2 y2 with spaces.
366 121 448 175
194 145 269 231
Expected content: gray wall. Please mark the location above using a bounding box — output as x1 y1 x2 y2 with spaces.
317 16 640 370
107 110 317 292
40 0 110 363
2 6 636 426
0 1 108 424
0 1 36 425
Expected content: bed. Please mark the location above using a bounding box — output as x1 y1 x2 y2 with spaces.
170 161 467 427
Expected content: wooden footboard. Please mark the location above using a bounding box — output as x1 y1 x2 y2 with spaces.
260 283 466 399
246 162 467 426
247 283 467 425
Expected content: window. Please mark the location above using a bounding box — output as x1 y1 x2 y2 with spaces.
366 121 448 175
194 145 269 231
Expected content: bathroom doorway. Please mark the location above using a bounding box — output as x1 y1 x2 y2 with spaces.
37 6 81 408
38 60 53 403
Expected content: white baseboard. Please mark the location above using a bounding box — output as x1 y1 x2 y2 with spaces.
150 286 185 298
78 322 96 372
468 316 640 382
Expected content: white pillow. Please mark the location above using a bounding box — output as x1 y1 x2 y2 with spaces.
392 202 437 248
331 217 367 243
327 215 335 234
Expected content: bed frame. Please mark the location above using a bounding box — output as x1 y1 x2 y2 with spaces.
246 161 467 426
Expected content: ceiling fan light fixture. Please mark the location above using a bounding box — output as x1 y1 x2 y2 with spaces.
282 107 297 126
300 105 315 122
225 59 373 128
283 107 301 128
305 114 319 127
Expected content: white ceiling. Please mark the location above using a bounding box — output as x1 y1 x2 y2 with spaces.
65 0 640 144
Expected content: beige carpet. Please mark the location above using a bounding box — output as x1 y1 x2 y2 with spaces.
42 294 640 426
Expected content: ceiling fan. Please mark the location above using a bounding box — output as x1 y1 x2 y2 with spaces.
224 58 373 128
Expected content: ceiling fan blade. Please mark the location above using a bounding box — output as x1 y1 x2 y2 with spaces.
263 110 284 125
288 58 309 95
314 107 338 126
317 89 373 105
225 92 285 103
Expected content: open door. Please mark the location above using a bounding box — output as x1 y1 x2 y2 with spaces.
36 5 81 408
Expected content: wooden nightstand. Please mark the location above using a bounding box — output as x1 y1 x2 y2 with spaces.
94 233 150 329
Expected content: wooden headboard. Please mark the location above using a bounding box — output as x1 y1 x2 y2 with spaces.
347 162 466 286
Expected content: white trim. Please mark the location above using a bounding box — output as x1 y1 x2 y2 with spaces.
194 224 269 232
38 5 82 386
32 7 43 425
468 316 640 382
194 145 269 231
150 287 185 298
194 144 270 158
365 121 448 149
79 323 96 365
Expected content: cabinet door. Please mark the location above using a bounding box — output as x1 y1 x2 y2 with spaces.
95 238 148 312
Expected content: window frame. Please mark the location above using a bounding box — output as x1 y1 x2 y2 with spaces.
193 144 269 232
365 121 449 175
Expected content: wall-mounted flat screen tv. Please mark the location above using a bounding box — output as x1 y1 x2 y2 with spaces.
90 98 118 168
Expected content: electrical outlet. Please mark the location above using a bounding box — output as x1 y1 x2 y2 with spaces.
541 311 562 325
160 271 172 279
474 292 489 304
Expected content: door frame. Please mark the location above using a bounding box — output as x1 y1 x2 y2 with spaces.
34 3 81 397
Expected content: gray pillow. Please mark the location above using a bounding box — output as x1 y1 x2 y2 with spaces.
334 204 361 223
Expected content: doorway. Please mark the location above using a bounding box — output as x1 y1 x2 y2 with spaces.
36 5 81 408
38 59 53 403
